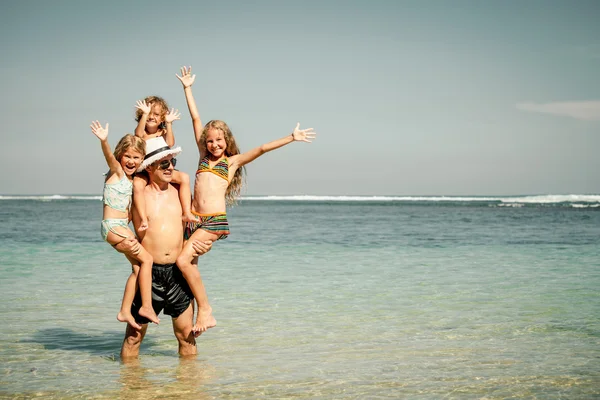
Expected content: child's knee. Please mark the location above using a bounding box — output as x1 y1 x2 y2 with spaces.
176 250 193 270
141 252 153 265
176 253 187 269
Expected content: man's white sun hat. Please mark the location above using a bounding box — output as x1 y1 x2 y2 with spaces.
138 137 182 172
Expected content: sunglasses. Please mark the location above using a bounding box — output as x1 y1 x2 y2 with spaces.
154 158 177 169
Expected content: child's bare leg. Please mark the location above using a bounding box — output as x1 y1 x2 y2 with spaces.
133 174 149 230
172 171 195 223
176 229 218 335
118 264 142 330
109 229 159 326
131 248 159 325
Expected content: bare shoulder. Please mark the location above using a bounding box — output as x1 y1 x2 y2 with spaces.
228 154 241 167
105 170 124 184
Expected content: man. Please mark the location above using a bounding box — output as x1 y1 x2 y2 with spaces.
119 139 211 358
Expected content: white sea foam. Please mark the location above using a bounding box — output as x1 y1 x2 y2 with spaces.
238 194 600 204
0 195 102 201
1 194 599 204
499 194 600 203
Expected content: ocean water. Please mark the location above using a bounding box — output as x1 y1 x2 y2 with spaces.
1 195 599 399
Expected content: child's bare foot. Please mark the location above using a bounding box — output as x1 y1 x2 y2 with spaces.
139 306 160 325
117 311 141 330
192 307 216 337
139 219 149 231
182 212 198 224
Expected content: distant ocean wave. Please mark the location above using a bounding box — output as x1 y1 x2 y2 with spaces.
0 195 103 201
2 194 599 207
241 194 600 203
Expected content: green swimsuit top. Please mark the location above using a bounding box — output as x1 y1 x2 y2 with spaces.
102 174 132 212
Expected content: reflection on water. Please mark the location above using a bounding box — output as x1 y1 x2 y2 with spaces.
119 357 213 400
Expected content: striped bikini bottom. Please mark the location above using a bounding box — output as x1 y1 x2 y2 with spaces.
184 212 230 241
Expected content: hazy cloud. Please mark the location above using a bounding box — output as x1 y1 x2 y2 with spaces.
516 101 600 121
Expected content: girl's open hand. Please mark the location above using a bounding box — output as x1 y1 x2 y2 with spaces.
176 66 196 88
165 108 181 123
90 120 109 141
292 123 316 143
135 100 151 115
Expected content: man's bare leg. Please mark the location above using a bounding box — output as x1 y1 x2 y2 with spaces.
172 302 197 357
121 322 149 360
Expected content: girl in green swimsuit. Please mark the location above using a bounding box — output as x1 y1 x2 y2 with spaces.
91 120 159 330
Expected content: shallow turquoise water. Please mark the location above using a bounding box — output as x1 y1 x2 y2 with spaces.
1 197 599 398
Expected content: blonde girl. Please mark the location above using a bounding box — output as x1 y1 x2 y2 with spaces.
174 66 316 336
91 121 160 330
133 96 195 230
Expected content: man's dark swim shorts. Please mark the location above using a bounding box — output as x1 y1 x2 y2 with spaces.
131 262 193 324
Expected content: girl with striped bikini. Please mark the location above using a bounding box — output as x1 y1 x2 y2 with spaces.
174 65 317 336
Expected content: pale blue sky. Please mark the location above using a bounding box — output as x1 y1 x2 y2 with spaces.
2 0 599 195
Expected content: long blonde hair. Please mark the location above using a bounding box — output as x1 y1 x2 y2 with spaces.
200 120 244 205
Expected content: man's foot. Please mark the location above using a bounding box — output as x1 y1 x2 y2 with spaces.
182 212 198 224
117 311 141 330
139 306 160 325
192 307 217 337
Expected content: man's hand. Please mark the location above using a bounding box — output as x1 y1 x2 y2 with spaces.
114 237 141 255
191 240 212 256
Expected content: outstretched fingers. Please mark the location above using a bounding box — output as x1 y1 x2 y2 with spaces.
90 121 109 140
293 123 316 143
176 66 195 87
166 108 181 122
135 100 150 114
301 128 317 143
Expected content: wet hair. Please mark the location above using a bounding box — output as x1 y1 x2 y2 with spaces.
135 95 169 131
201 120 244 205
113 134 146 162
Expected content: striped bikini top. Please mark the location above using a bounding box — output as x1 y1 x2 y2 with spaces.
196 156 229 181
102 173 132 212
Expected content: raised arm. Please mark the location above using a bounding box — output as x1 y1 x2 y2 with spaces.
231 123 316 169
134 100 151 138
176 66 205 157
90 121 123 177
163 108 181 147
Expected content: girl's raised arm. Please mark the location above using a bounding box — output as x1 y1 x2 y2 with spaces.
231 123 316 169
134 100 151 138
90 121 123 176
176 66 205 158
163 108 180 147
